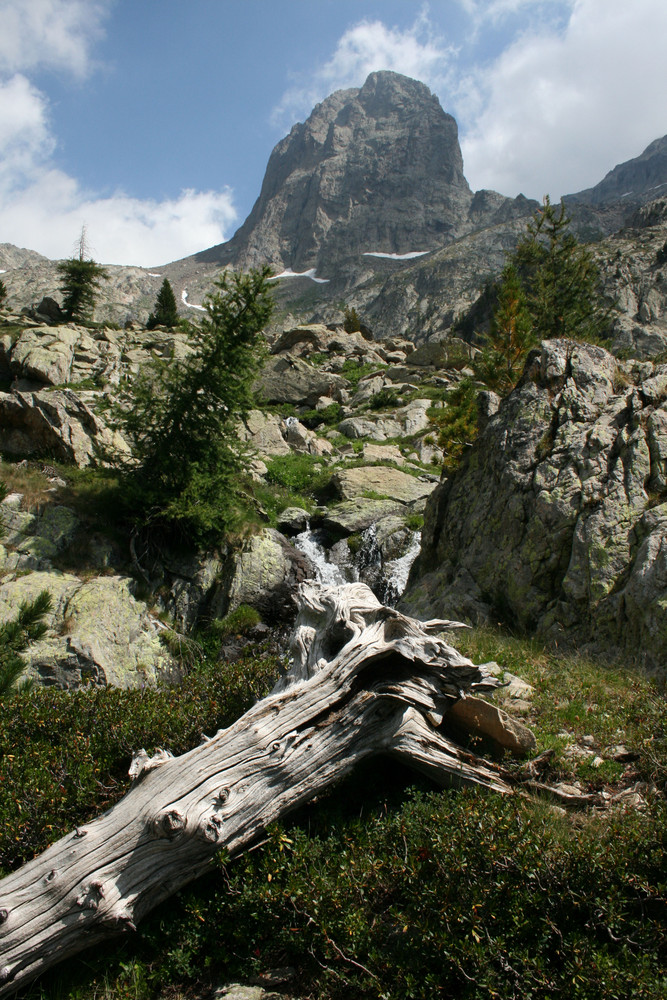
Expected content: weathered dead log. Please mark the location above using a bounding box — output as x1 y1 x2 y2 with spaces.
0 582 518 995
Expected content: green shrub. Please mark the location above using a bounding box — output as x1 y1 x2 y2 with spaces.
209 605 262 640
369 386 402 410
0 653 278 874
340 358 382 388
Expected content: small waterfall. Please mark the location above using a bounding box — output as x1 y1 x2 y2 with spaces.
294 527 347 585
293 523 422 605
382 531 422 606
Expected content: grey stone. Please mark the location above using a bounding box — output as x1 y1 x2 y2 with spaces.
402 340 667 673
332 466 437 503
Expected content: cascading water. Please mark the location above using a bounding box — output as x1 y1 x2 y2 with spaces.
294 522 421 605
294 527 347 585
381 530 422 605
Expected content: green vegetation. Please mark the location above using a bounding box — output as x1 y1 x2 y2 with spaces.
113 267 273 544
57 229 108 323
146 278 179 330
0 589 51 695
0 277 7 312
299 401 343 429
264 451 332 499
340 357 382 388
432 197 610 469
208 604 262 641
343 305 361 333
2 629 663 999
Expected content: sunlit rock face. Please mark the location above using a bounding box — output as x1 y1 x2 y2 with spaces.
194 71 476 272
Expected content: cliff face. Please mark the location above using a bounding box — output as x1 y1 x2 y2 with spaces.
401 339 667 673
195 71 476 272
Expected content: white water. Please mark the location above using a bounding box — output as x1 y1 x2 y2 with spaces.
294 527 346 585
294 523 421 604
382 531 422 605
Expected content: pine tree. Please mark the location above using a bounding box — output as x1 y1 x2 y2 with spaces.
474 264 536 395
0 278 7 312
115 267 273 543
0 590 52 695
146 278 179 330
514 195 609 343
57 227 108 323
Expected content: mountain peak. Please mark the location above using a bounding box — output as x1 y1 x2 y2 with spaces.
196 71 472 272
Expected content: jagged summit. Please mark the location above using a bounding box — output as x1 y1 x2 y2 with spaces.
194 71 478 273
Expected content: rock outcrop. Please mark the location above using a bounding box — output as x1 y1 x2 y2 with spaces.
402 340 667 673
0 571 175 689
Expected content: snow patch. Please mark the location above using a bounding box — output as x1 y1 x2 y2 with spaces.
181 289 206 312
147 272 162 277
272 267 329 284
0 269 7 274
363 251 431 260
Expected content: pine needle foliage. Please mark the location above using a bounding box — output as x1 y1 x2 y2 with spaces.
515 195 609 343
433 197 610 470
474 263 536 395
0 590 52 695
57 231 108 323
0 278 7 311
146 278 179 330
115 267 273 544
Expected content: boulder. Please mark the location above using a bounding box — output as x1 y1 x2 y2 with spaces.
0 500 78 571
256 355 348 406
0 572 174 689
10 325 79 385
447 697 537 757
0 388 130 466
238 409 290 456
211 528 314 624
402 340 667 672
317 497 406 535
276 506 311 535
362 442 405 465
332 466 438 504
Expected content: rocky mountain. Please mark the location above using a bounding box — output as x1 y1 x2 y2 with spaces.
2 72 667 351
566 135 667 208
193 71 531 274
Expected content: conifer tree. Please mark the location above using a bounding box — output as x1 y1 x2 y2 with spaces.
0 278 7 312
146 278 179 329
474 264 535 395
115 267 273 543
57 227 108 323
514 195 609 343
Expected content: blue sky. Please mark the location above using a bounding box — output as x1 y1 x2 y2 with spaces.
1 0 665 266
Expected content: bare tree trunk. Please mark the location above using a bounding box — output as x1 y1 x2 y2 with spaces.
0 583 516 996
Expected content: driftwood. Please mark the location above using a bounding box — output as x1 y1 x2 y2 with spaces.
0 582 520 995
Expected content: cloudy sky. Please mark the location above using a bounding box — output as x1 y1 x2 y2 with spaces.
1 0 665 266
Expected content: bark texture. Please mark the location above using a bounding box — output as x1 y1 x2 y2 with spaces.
0 582 516 995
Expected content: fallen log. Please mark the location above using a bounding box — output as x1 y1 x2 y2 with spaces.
0 582 519 995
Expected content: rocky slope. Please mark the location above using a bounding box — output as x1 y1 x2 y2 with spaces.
0 311 461 689
401 339 667 673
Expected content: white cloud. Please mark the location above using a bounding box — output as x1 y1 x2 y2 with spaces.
0 0 238 265
459 0 667 198
272 8 458 128
0 0 109 76
1 172 238 265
